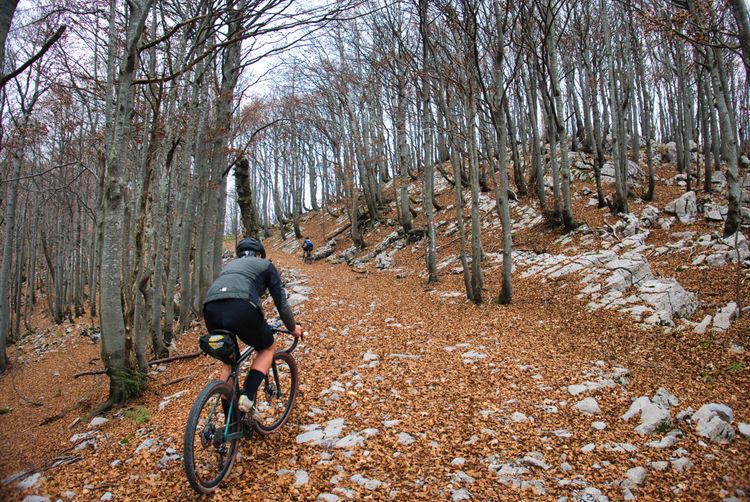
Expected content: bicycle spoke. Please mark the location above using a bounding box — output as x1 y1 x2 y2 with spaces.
253 352 297 433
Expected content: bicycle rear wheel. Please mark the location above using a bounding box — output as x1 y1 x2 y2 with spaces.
183 380 240 494
253 351 298 434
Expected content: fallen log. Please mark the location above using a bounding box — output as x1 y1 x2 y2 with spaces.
148 351 201 366
74 351 202 378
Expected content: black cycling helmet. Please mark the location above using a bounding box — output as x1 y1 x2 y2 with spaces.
236 237 266 258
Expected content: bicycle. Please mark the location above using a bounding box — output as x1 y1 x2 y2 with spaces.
183 328 300 494
303 248 313 264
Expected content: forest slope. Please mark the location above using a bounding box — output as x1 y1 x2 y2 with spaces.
1 159 750 501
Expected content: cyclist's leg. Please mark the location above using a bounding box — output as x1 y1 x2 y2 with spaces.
233 305 275 409
204 299 247 415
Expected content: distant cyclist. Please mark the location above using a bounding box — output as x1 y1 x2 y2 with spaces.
202 238 303 412
301 237 313 263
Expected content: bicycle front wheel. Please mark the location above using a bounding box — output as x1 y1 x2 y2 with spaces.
183 380 240 494
254 351 298 434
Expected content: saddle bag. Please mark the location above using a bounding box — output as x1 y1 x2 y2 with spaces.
198 330 238 364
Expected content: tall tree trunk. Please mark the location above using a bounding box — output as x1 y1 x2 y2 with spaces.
99 0 154 406
0 148 23 372
419 0 438 283
706 48 742 236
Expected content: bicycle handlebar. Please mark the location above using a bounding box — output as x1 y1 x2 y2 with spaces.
272 327 303 353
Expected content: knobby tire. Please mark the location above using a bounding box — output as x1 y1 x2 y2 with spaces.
183 380 240 494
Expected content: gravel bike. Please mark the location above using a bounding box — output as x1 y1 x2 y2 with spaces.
183 328 300 494
303 248 313 264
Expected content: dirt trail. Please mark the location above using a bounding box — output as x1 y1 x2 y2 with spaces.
2 235 749 501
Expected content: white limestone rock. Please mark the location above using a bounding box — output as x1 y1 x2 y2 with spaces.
665 191 697 224
574 397 601 415
713 302 738 331
623 466 647 487
637 279 697 322
397 432 416 446
350 474 382 490
296 429 325 444
650 461 669 471
635 402 672 435
591 421 607 431
692 404 735 443
89 417 108 428
640 205 660 228
694 315 713 334
671 457 692 473
451 488 472 501
294 470 309 487
652 388 679 409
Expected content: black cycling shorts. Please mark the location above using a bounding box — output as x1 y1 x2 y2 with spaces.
203 299 274 352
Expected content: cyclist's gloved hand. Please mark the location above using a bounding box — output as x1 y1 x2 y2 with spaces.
292 325 304 340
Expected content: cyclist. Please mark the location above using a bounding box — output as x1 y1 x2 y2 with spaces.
302 237 313 262
202 237 303 413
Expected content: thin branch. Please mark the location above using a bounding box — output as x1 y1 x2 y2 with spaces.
0 25 67 89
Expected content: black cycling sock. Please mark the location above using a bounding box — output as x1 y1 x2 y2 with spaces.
243 369 266 401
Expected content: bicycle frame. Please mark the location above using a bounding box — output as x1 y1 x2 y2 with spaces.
216 328 299 441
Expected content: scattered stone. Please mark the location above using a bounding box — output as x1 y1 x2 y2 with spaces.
652 388 679 408
646 435 677 449
692 404 735 443
650 461 669 471
521 452 550 470
396 432 415 446
451 488 472 501
581 443 596 453
665 191 697 224
671 457 692 473
738 423 750 439
567 384 588 396
158 390 188 411
713 303 738 331
574 397 601 415
601 442 638 453
294 470 309 487
21 497 50 502
451 457 466 467
157 447 181 469
591 421 607 431
462 350 488 363
511 412 531 422
89 417 108 428
100 493 113 501
17 473 42 490
622 395 673 435
694 315 712 334
350 474 382 490
296 429 325 444
451 471 476 484
317 494 339 502
334 433 364 449
623 466 647 487
363 351 378 362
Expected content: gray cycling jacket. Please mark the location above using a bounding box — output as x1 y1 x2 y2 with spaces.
203 257 296 331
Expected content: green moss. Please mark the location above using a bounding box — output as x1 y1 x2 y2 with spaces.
124 405 150 424
110 367 147 402
727 362 745 373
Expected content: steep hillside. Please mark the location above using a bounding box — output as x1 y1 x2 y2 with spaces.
1 149 749 501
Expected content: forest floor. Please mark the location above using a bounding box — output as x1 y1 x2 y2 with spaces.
1 161 750 501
